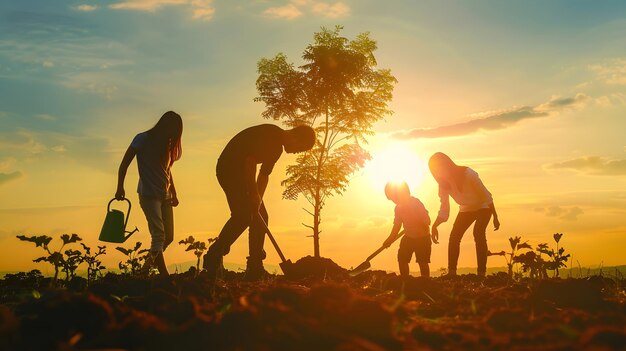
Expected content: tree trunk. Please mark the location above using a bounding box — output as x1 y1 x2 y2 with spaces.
311 108 330 258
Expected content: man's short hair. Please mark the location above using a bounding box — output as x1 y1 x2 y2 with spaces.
291 125 316 149
385 181 410 201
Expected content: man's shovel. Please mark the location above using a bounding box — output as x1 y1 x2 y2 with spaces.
257 217 295 276
349 230 405 277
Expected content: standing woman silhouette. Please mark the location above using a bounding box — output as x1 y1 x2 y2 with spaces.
428 152 500 277
115 111 183 276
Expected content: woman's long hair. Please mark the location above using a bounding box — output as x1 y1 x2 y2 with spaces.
146 111 183 167
428 152 466 191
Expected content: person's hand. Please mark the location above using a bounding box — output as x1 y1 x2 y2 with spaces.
493 216 500 231
115 187 125 200
170 195 179 207
382 239 393 248
431 226 439 244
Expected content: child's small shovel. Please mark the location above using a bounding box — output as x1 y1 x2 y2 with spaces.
99 198 138 243
350 230 405 277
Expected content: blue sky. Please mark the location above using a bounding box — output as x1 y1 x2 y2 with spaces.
1 0 625 272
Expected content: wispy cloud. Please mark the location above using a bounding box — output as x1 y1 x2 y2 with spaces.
73 4 99 12
264 1 350 20
589 58 626 85
535 206 584 221
0 129 115 173
110 0 188 11
0 171 23 186
109 0 215 20
310 2 350 18
393 93 590 140
264 4 303 20
546 156 626 176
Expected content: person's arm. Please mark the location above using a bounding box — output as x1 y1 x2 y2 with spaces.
489 202 500 231
432 185 449 244
383 222 402 248
256 172 269 199
244 156 261 213
169 171 179 207
431 217 445 244
115 146 137 199
468 170 498 230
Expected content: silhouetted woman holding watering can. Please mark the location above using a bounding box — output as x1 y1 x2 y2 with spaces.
428 152 500 277
115 111 183 276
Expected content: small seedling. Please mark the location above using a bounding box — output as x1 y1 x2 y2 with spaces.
81 243 107 284
17 234 83 285
179 235 214 276
116 241 149 275
536 233 570 278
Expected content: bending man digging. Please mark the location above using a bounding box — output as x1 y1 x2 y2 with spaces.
203 124 315 280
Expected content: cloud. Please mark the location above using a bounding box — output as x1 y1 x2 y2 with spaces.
109 0 215 20
594 93 626 107
61 72 120 99
264 4 303 20
535 206 584 221
110 0 188 11
264 1 350 20
0 171 22 186
393 93 590 140
0 131 47 155
546 156 626 176
589 59 626 85
310 2 350 18
0 129 115 173
74 4 99 12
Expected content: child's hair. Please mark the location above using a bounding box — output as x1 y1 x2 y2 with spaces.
147 111 183 166
384 181 410 202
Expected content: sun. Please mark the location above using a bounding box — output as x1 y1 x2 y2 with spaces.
364 143 430 192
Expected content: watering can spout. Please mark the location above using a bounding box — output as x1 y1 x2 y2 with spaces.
99 198 138 243
124 226 139 241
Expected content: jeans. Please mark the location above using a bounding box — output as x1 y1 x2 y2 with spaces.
139 196 174 253
206 169 268 267
448 208 492 275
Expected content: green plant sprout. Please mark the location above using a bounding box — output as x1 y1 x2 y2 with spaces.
116 241 149 275
80 243 107 284
536 233 570 278
16 234 83 285
178 235 215 275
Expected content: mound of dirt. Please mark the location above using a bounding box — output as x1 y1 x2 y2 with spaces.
289 256 349 280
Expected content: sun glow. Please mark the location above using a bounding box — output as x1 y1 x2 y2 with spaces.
365 143 430 192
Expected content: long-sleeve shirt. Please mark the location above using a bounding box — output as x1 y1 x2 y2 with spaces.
437 167 493 221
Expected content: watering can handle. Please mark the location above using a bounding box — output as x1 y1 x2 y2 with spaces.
107 197 132 231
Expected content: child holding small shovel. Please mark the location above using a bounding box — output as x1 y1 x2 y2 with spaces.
382 181 433 278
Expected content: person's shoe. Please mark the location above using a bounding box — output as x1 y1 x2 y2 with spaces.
244 258 268 281
440 271 457 280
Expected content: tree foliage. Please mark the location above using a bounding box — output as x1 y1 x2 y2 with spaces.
255 26 396 256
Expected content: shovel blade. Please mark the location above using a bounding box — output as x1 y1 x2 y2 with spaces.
349 261 372 277
279 259 295 277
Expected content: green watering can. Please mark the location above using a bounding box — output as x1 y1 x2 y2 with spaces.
98 198 138 243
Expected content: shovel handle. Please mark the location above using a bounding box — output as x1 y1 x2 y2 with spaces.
365 230 405 262
257 217 288 263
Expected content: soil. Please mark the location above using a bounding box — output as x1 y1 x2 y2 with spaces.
0 257 625 350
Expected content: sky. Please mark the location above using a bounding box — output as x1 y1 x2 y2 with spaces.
1 0 625 275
